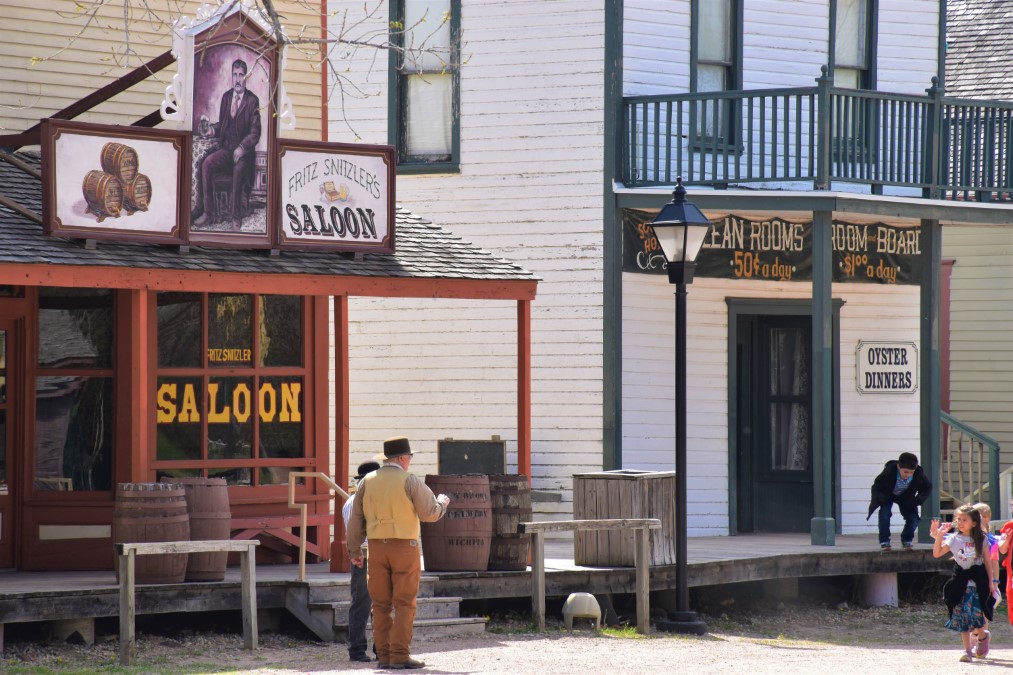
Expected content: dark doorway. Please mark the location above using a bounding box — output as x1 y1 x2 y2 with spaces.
737 314 815 533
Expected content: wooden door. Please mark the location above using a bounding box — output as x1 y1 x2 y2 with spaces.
737 314 814 532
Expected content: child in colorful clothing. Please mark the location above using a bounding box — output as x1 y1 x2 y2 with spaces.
970 502 1001 657
933 504 996 662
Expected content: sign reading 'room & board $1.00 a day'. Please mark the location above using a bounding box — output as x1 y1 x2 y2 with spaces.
276 139 395 253
856 341 918 394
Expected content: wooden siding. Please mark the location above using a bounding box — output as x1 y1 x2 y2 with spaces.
0 0 323 140
621 273 921 536
942 227 1013 472
327 0 606 519
623 0 939 96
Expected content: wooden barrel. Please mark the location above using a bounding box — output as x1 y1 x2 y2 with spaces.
82 170 122 222
421 474 492 571
122 173 151 213
488 474 532 571
113 482 189 584
100 142 139 183
160 477 231 581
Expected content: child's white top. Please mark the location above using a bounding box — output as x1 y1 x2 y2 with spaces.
944 532 984 569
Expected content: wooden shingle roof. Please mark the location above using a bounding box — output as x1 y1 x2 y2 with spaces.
946 0 1013 99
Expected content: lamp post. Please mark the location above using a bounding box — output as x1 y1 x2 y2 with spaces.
652 177 709 636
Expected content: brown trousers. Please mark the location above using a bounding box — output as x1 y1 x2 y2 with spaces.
366 538 422 664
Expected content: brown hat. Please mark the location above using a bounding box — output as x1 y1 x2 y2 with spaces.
354 461 380 481
383 436 413 458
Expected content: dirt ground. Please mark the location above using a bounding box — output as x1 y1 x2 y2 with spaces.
4 595 1013 674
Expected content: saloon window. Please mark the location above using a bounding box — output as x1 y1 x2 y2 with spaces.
155 292 307 486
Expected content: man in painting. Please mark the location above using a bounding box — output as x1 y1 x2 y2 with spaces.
192 58 261 231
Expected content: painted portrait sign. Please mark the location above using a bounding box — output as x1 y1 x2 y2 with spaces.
187 11 276 248
275 140 396 253
41 120 189 245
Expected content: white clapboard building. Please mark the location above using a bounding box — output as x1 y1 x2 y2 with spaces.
329 0 1009 540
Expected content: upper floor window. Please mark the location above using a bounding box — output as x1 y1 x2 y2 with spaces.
692 0 741 145
390 0 460 172
833 0 876 89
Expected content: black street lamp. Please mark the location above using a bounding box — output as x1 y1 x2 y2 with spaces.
652 178 709 636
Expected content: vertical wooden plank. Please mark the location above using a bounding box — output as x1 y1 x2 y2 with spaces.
241 545 258 650
532 531 545 631
573 476 585 563
635 527 650 634
118 550 135 666
330 295 350 572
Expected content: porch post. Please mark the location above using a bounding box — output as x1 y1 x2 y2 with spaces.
919 219 942 543
811 210 835 545
517 299 532 480
329 294 351 572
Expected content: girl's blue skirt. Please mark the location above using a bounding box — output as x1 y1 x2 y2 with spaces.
946 584 987 632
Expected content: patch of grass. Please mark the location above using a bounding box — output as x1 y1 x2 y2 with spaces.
601 625 644 639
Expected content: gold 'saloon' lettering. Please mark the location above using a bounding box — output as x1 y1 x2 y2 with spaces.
157 381 302 424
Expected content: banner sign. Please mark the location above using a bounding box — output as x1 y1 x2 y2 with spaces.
622 209 922 285
856 341 919 394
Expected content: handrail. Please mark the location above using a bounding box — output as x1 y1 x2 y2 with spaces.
940 411 1001 517
287 472 351 582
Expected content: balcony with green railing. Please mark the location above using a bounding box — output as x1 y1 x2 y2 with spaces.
622 67 1013 201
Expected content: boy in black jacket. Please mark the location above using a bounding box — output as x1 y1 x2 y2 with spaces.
867 452 932 552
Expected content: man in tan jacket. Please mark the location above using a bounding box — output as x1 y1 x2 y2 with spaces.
347 436 450 670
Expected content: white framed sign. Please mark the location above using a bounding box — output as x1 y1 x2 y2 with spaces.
275 139 395 253
856 341 918 394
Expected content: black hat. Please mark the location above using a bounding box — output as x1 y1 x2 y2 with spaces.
383 436 413 458
354 461 380 481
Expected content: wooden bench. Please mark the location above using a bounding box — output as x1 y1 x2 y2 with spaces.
519 518 662 634
116 540 260 666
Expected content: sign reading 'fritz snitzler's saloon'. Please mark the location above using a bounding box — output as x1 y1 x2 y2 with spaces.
276 140 395 253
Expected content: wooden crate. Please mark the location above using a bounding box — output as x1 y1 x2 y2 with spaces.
573 470 676 567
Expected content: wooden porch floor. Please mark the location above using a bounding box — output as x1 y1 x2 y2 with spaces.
0 533 950 629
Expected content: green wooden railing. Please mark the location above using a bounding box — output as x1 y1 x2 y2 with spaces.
623 67 1013 200
940 411 1001 517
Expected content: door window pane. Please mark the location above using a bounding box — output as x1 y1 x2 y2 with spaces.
770 402 810 471
260 296 303 367
35 376 113 491
207 377 253 460
156 376 203 461
38 288 113 369
158 293 202 368
208 294 252 368
768 327 810 472
836 0 868 68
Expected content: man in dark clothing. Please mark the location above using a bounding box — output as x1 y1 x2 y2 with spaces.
867 451 932 552
192 58 261 230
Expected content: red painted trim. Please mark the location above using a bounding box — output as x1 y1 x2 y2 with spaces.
941 259 954 413
330 295 351 572
517 299 531 482
129 290 150 481
0 264 537 301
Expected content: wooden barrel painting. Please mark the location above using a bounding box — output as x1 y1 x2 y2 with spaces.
487 475 532 571
100 142 139 184
113 482 189 584
160 477 231 581
123 173 152 213
82 170 122 222
421 474 492 571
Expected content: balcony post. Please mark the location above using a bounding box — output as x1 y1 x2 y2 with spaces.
923 77 943 199
815 66 832 191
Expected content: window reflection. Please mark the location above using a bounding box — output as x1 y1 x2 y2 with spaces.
207 377 253 460
38 288 113 369
156 377 203 461
259 296 302 367
158 293 201 368
35 376 113 491
209 295 251 368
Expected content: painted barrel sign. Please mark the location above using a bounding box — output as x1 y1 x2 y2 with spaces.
160 476 231 581
82 170 122 222
112 482 189 584
421 474 492 571
487 475 532 571
100 142 139 184
123 173 152 213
